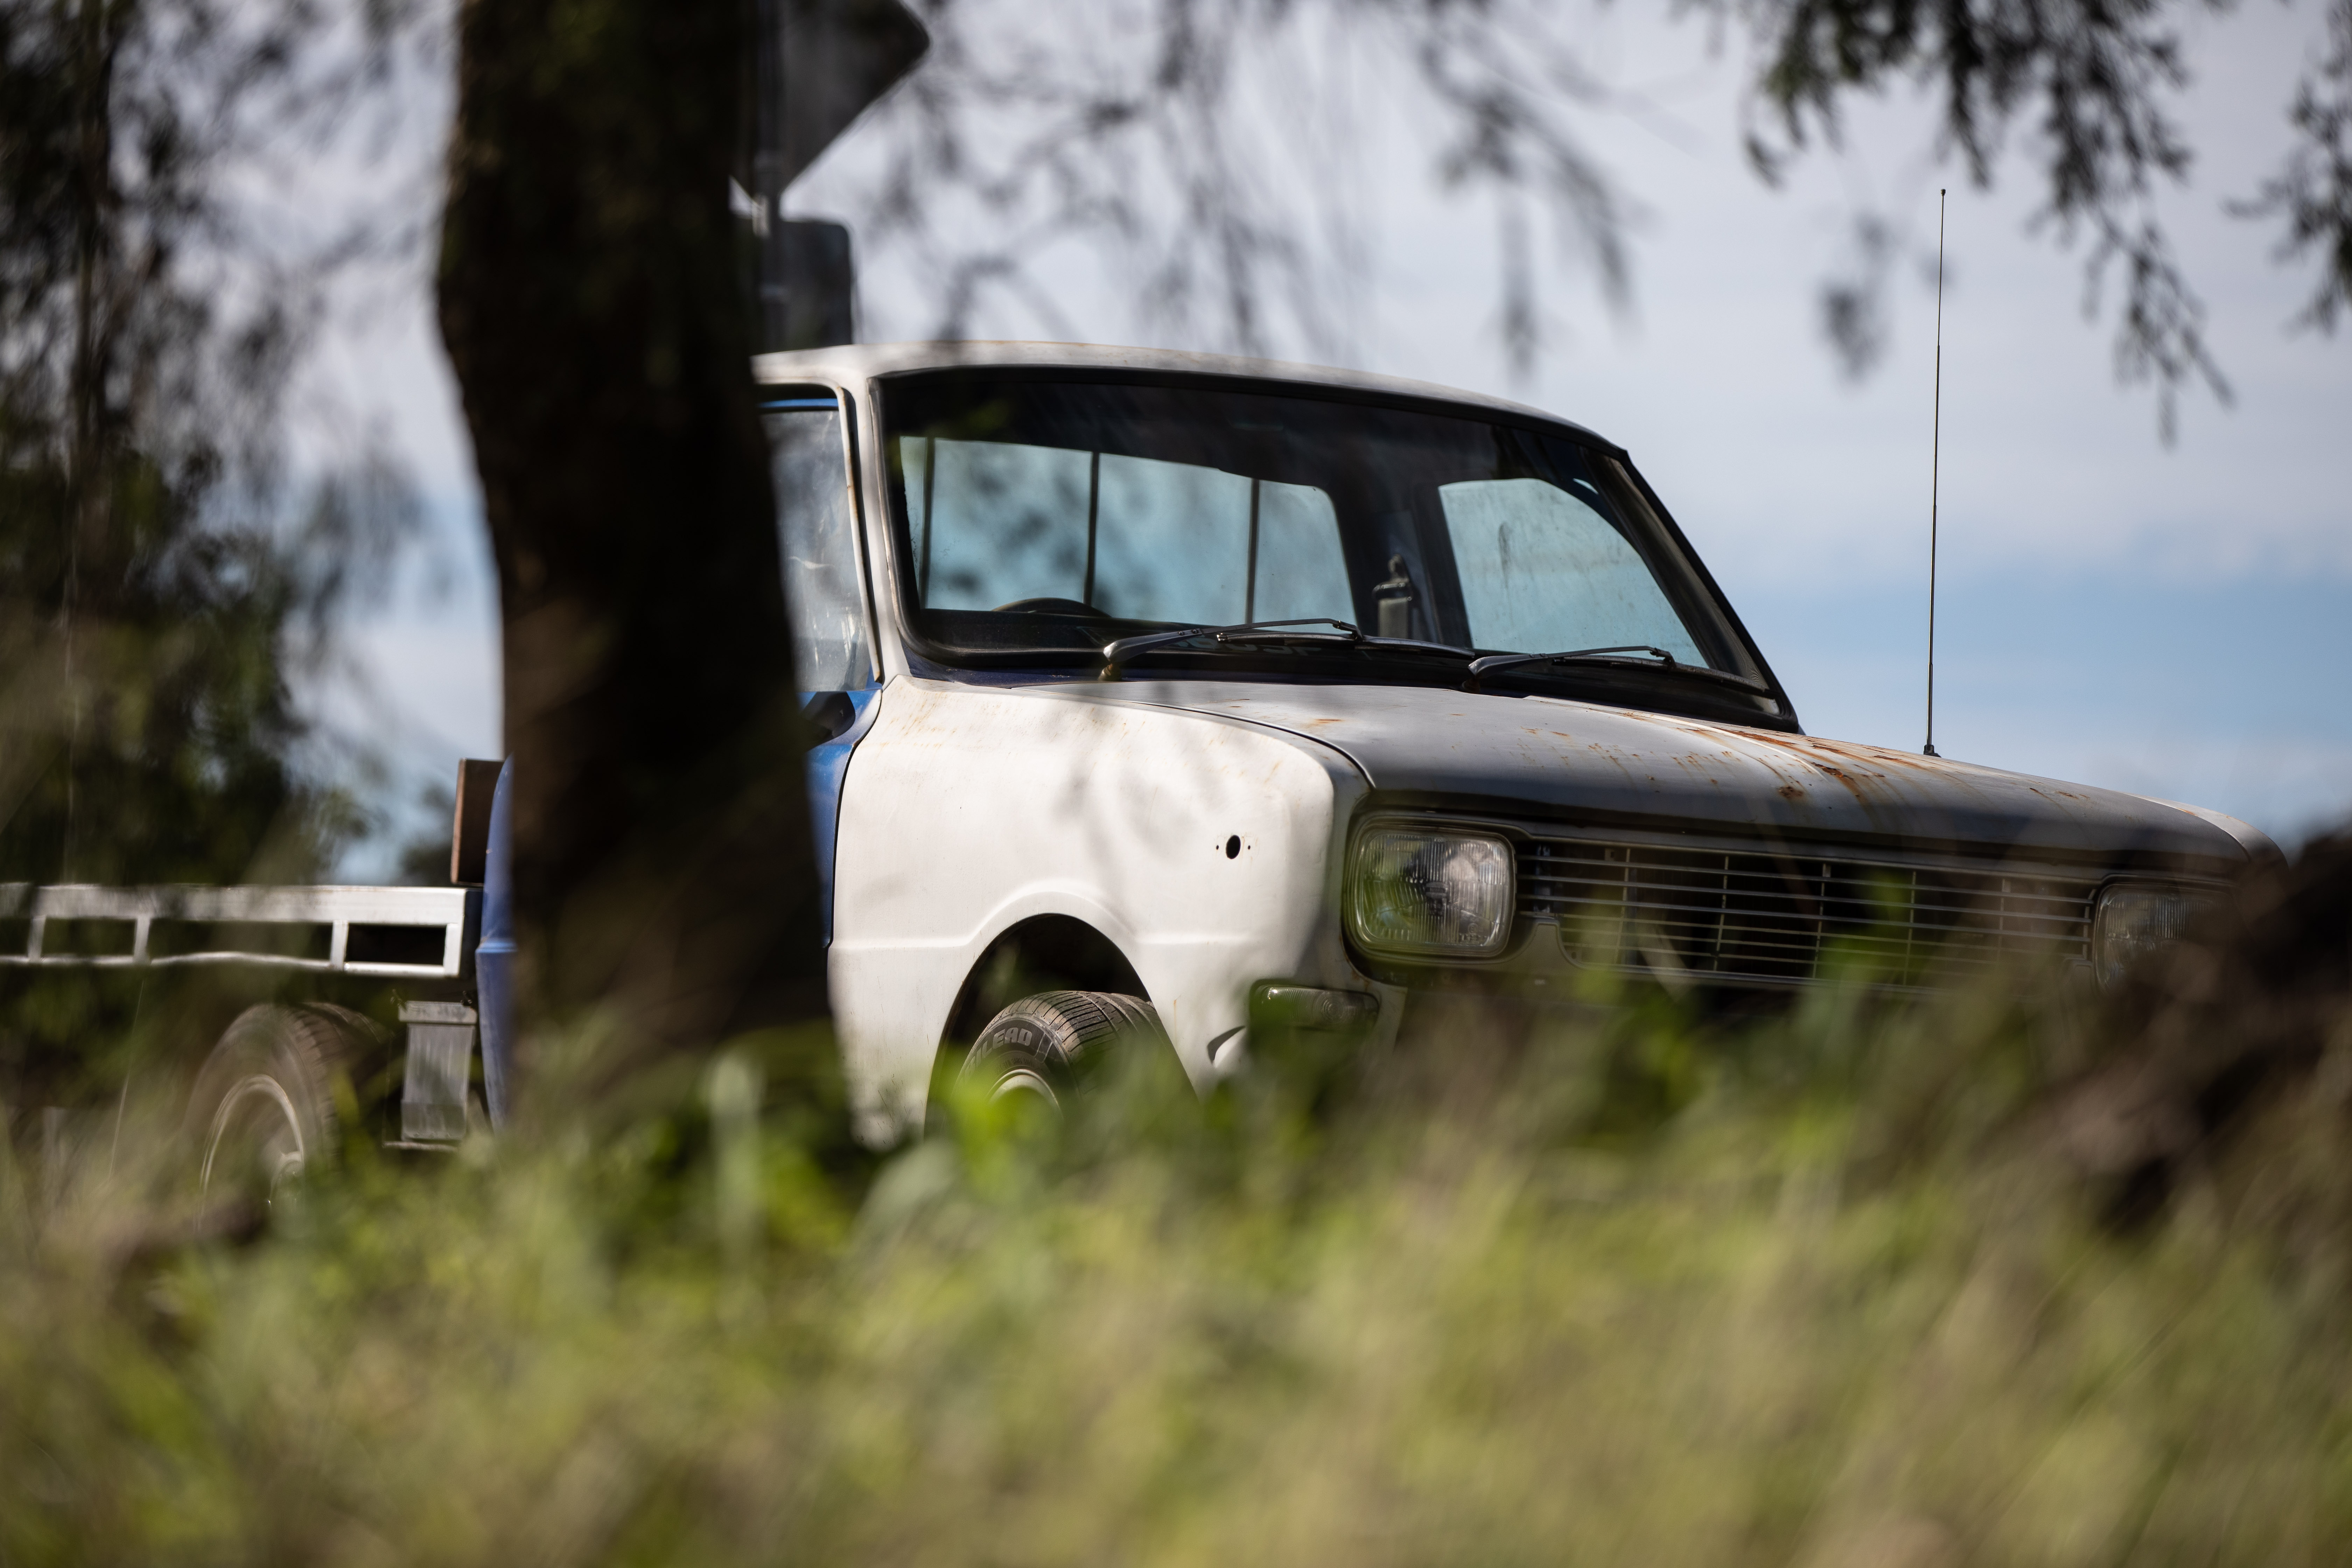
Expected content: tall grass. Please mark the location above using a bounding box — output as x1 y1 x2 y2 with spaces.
5 964 2349 1565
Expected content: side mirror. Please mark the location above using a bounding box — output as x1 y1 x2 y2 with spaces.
804 690 859 745
449 757 504 886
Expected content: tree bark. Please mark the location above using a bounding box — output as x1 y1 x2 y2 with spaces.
60 0 123 884
437 0 827 1107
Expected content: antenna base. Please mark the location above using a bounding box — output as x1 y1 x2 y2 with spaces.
1923 742 1940 758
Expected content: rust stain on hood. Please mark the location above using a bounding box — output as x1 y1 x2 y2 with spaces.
1092 678 2262 868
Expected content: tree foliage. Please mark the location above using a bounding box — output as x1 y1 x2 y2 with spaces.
850 0 1636 377
2236 0 2352 331
1717 0 2349 431
831 0 2348 430
0 0 421 888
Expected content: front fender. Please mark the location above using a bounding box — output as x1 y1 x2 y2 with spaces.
827 677 1367 1140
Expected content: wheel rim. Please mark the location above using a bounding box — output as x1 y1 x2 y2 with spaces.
200 1074 308 1200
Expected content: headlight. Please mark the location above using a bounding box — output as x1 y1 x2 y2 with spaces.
2093 882 2220 988
1347 827 1514 959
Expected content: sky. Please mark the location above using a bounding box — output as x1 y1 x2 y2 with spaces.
311 0 2352 875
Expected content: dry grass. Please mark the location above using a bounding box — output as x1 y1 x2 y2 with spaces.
4 961 2350 1566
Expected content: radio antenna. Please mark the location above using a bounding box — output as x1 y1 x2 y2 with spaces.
1924 188 1946 759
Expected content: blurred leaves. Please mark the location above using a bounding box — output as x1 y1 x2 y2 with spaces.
1731 0 2226 424
7 913 2352 1562
850 1 2348 431
860 0 1635 377
1710 0 2352 435
0 0 428 888
2234 0 2352 334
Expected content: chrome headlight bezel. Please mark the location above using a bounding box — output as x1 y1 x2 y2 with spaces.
1345 822 1517 961
2091 879 2224 989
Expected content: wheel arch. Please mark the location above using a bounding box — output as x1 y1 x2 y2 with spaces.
938 913 1149 1052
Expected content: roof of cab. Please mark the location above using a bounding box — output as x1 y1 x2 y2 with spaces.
751 340 1615 450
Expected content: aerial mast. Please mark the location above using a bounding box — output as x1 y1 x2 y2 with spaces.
1924 188 1946 759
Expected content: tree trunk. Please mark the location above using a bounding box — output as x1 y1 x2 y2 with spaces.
436 0 827 1110
60 0 123 884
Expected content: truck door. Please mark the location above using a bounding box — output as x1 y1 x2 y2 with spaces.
763 386 880 944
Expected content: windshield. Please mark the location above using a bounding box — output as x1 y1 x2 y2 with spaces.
878 372 1763 689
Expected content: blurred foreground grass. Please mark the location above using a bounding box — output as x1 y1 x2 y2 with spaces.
6 962 2351 1566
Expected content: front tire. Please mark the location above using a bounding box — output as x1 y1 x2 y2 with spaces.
956 990 1169 1113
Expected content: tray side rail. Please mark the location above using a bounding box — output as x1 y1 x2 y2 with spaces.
0 883 475 980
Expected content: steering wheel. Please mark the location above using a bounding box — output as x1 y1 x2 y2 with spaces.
993 597 1111 619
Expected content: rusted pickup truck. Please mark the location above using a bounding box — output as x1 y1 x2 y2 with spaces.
5 343 2274 1176
771 344 2270 1138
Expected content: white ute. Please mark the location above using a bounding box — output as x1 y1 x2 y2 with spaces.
765 342 2272 1142
5 342 2275 1170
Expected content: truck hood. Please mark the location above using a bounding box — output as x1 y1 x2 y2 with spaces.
1099 680 2270 871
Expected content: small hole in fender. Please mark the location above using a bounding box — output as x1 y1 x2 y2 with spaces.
1225 836 1241 859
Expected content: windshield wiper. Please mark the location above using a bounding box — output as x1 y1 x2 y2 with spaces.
1104 617 1357 665
1464 645 1771 695
1101 619 1471 674
1467 644 1676 678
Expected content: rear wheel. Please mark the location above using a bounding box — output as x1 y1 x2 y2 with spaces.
187 1005 377 1203
956 990 1169 1113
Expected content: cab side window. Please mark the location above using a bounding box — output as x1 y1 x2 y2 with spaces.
765 397 874 691
897 435 1351 626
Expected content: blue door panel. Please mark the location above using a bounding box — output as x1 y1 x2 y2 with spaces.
805 685 881 946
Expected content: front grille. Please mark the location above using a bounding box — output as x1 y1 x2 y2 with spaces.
1518 837 2098 987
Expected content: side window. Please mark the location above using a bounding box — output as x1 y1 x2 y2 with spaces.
766 402 873 691
1090 454 1250 620
1438 477 1704 662
899 435 1351 625
902 438 1093 609
1246 480 1353 624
